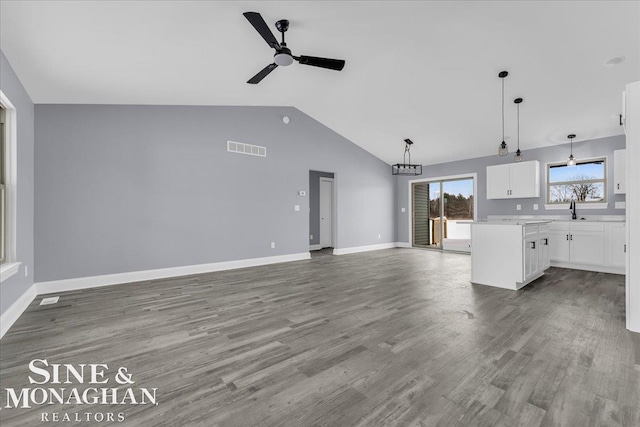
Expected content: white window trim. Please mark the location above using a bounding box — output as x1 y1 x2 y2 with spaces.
0 90 19 283
545 156 608 208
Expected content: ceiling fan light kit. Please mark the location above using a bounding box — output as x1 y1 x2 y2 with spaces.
498 71 509 156
243 12 346 84
392 139 423 176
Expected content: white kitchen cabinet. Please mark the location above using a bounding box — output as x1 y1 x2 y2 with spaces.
548 221 623 274
538 225 551 271
605 223 626 268
524 227 539 282
569 223 605 265
470 221 550 290
548 225 570 262
614 149 626 194
486 160 540 199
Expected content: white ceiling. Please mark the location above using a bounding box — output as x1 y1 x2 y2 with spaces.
1 1 638 165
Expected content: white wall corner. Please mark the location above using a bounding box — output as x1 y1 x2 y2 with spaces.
0 284 37 339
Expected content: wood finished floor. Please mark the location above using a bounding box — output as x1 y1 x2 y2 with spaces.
1 248 639 426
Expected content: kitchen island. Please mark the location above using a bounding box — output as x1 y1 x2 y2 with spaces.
470 220 551 290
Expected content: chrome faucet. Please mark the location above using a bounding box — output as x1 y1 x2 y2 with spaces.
569 200 577 220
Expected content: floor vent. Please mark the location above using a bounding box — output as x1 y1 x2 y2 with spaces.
40 296 60 305
227 140 267 157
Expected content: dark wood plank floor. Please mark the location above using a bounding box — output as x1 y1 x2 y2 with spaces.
1 249 639 426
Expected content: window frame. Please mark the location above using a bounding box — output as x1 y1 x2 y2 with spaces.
0 90 20 282
545 156 608 209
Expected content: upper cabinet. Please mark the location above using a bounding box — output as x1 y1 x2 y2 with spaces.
614 149 626 194
486 160 540 199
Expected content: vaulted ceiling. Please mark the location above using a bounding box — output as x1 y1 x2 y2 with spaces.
1 1 638 165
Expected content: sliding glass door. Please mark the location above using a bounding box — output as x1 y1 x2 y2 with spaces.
412 177 474 251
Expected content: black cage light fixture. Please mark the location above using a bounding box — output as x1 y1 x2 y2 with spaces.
392 139 422 175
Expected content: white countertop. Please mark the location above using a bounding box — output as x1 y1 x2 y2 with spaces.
485 215 625 223
472 220 551 226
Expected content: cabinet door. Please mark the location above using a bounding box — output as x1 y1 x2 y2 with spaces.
486 164 511 199
524 237 539 280
614 149 626 194
606 223 626 268
570 231 605 265
549 230 570 262
539 234 550 270
510 161 540 198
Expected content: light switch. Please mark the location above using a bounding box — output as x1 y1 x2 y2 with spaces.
516 204 522 211
294 205 300 211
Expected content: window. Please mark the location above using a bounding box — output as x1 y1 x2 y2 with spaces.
547 158 606 204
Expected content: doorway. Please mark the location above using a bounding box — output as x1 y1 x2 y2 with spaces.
320 178 334 248
410 175 476 252
309 171 335 251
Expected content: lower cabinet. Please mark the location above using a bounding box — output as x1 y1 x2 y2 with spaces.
471 222 550 290
548 221 625 273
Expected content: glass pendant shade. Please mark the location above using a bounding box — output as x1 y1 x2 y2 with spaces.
499 141 508 156
514 149 523 163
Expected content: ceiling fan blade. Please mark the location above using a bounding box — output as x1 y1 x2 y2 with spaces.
247 63 278 84
243 12 280 49
295 55 345 71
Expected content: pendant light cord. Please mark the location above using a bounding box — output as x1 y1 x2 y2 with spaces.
501 78 505 140
516 103 520 151
570 137 573 156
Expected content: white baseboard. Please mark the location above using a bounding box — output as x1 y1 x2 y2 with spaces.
0 284 37 339
396 242 412 248
36 252 312 295
550 261 624 275
309 244 322 251
333 242 399 255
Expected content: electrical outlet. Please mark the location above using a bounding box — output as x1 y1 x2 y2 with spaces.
25 266 28 277
533 204 539 210
401 207 406 212
516 204 522 211
271 242 276 249
378 234 382 239
310 234 313 240
294 205 300 211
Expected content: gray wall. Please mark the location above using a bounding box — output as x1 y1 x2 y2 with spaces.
34 105 396 282
0 51 35 315
397 135 626 243
309 170 334 246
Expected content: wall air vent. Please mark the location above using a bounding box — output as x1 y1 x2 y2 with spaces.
227 140 267 157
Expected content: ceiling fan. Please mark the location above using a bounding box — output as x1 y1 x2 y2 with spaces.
243 12 346 84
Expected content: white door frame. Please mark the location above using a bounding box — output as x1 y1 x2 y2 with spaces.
407 173 478 248
319 177 334 248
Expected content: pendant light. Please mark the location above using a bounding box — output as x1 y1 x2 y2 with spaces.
392 139 422 175
567 134 577 166
498 71 509 156
514 97 523 162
